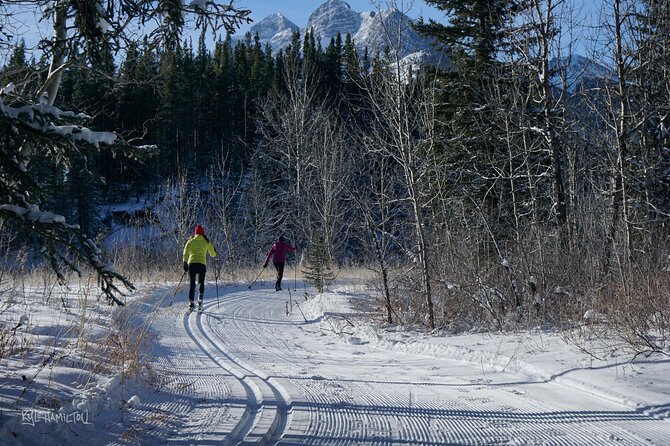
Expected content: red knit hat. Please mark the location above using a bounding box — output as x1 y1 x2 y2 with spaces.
194 225 205 235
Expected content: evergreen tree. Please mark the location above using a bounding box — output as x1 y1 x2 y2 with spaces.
43 43 117 235
634 1 670 232
249 34 265 97
341 34 360 85
415 0 519 72
156 42 196 177
272 47 285 93
212 36 236 162
113 39 160 197
302 29 325 97
340 33 364 123
302 231 335 293
0 40 38 95
323 33 343 100
194 31 215 173
415 0 523 233
233 36 252 146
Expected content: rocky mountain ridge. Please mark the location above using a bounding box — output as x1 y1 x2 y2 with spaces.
245 0 433 59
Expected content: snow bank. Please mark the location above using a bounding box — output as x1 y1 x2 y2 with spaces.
0 282 154 445
301 287 670 413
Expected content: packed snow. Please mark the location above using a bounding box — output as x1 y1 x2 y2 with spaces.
1 275 668 445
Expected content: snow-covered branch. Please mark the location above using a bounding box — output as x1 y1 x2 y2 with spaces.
0 94 147 305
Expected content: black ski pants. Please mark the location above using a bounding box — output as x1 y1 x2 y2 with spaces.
273 262 285 290
188 262 207 302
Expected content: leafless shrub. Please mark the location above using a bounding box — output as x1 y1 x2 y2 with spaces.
96 319 150 380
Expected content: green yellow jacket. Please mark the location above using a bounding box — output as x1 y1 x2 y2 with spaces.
183 235 216 265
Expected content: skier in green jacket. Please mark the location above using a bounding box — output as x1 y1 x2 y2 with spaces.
183 225 217 312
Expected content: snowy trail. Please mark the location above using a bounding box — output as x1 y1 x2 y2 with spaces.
141 285 670 445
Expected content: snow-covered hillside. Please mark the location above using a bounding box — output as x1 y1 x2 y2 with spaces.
1 277 669 445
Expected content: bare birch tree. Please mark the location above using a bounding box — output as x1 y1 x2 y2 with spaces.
361 55 438 329
254 39 353 274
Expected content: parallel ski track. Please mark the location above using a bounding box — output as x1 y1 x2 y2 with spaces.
208 292 459 445
102 303 248 445
183 296 292 445
201 289 668 446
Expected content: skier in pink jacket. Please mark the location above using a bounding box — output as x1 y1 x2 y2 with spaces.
263 236 296 291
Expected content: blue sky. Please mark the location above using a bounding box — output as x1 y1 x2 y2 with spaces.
235 0 602 33
2 0 603 60
234 0 603 55
235 0 445 33
5 1 442 53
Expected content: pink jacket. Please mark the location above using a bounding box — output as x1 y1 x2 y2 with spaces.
264 239 296 265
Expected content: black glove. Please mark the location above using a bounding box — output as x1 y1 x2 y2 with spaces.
263 263 268 268
183 262 188 272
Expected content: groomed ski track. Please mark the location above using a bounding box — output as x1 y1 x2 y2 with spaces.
136 285 669 445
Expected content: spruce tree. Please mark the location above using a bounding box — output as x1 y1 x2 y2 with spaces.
0 40 37 94
415 0 522 232
212 36 236 161
415 0 519 71
302 232 335 293
194 31 215 173
634 1 670 229
324 33 343 100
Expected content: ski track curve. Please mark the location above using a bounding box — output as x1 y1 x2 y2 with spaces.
112 302 249 445
191 301 293 444
142 286 669 446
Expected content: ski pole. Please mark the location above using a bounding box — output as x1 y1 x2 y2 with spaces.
293 299 308 322
248 267 264 289
292 233 298 291
170 270 187 306
214 259 221 309
293 251 298 291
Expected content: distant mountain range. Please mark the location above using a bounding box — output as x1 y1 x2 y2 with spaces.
550 54 614 92
241 0 611 89
244 0 437 63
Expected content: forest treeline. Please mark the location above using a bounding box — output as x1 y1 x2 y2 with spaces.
1 0 668 352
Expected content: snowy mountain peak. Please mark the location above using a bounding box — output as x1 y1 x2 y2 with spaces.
245 0 434 60
550 54 614 91
249 13 299 41
318 0 353 10
353 6 430 58
306 0 362 45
